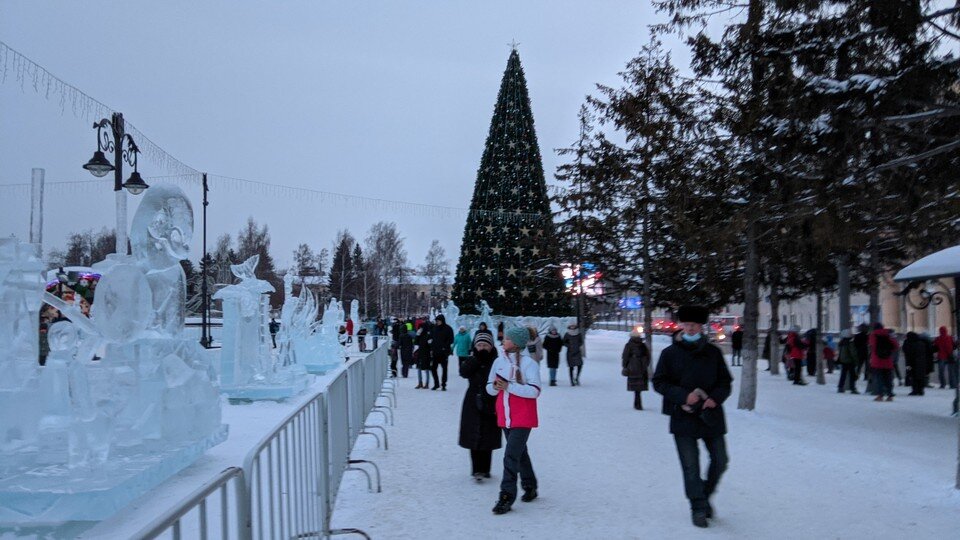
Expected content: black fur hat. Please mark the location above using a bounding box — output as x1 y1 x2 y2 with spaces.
677 305 709 325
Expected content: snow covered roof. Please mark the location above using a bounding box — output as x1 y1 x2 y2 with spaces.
893 245 960 282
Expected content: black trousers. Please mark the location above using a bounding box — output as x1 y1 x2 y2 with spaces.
569 365 582 384
435 356 449 387
389 352 399 377
633 391 643 410
674 435 728 512
730 348 742 366
470 449 492 475
500 428 536 501
792 359 804 384
910 365 926 395
838 363 857 391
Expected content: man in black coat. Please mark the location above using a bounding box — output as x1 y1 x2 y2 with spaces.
854 323 870 380
653 305 733 529
730 326 743 366
431 314 456 391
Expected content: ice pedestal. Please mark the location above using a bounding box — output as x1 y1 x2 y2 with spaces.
0 425 228 523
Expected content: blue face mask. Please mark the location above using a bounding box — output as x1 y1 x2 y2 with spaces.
682 333 702 342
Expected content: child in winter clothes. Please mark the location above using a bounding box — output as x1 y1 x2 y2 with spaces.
487 326 542 515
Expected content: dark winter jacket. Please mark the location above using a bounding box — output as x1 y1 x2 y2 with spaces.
853 330 870 367
838 337 857 365
543 333 563 369
458 349 502 451
731 329 743 350
431 322 455 359
622 336 650 392
902 332 930 375
563 330 584 367
804 329 818 364
652 337 733 438
399 329 414 365
415 328 433 370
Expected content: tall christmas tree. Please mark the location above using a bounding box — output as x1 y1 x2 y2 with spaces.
452 47 569 316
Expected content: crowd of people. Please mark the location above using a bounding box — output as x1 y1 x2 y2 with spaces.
771 323 959 399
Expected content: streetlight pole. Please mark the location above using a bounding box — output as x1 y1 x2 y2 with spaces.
200 173 211 348
82 112 150 254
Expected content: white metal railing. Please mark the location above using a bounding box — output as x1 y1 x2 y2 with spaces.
134 467 247 540
135 344 393 540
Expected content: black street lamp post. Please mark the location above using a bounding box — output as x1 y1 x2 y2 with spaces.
82 112 150 254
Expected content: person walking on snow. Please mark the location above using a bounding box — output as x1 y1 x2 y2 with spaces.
653 305 732 529
869 323 899 401
837 330 859 394
730 326 743 366
487 326 541 515
458 332 502 482
622 328 651 410
542 327 563 386
933 326 958 389
431 314 455 391
785 326 807 385
414 323 434 389
563 323 584 386
903 331 930 396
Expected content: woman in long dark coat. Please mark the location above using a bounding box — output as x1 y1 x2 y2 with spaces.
398 323 414 378
563 324 585 386
458 332 502 481
415 323 434 389
621 329 651 410
543 327 563 386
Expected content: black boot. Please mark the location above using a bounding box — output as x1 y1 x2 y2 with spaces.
521 488 538 502
492 493 513 515
692 511 708 528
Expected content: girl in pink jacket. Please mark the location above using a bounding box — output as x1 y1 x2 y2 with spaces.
487 326 541 515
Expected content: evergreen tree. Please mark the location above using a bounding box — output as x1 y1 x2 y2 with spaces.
451 48 568 316
329 230 355 303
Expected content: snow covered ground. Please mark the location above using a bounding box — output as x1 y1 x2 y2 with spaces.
332 330 960 539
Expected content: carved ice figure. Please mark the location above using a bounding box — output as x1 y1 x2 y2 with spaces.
478 300 495 333
0 238 45 457
302 297 347 373
213 255 276 387
350 299 360 337
277 274 319 368
442 300 461 330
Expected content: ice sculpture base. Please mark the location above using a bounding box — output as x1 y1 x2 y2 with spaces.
223 376 312 403
0 424 229 525
304 359 343 375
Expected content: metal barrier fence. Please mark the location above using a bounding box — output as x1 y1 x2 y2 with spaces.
134 467 247 540
136 344 393 540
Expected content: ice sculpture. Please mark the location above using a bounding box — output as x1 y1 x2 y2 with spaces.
214 256 310 402
0 185 227 525
303 298 348 374
277 273 319 368
349 299 360 349
442 300 461 331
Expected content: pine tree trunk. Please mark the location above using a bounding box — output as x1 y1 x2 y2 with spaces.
769 282 781 375
738 218 760 410
838 255 851 333
869 241 881 324
642 191 654 372
816 292 826 385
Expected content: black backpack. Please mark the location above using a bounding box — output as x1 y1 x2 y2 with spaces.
875 334 894 359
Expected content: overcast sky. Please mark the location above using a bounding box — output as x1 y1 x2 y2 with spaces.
0 1 687 271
